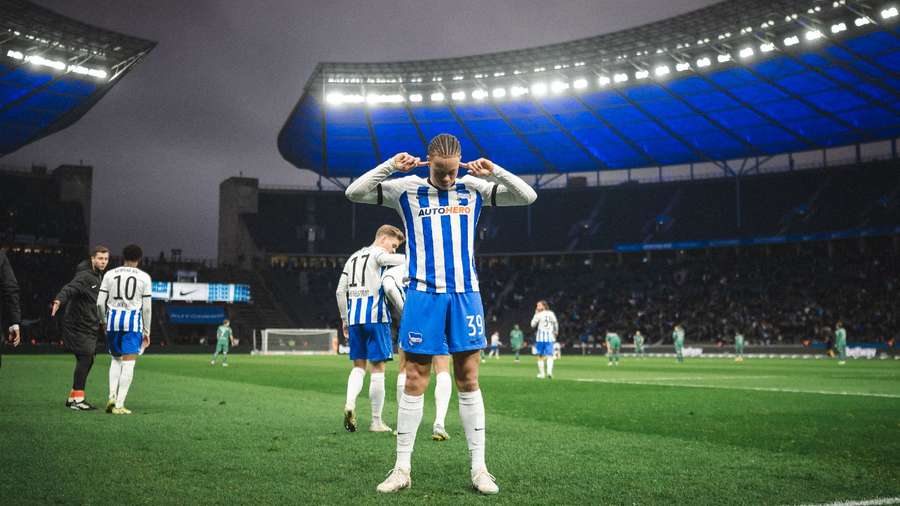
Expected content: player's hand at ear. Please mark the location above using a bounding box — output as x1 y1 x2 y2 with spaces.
391 152 422 172
464 158 494 177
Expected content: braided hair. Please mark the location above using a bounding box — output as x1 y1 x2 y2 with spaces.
427 133 461 159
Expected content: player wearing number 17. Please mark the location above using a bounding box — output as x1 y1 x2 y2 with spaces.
96 244 152 415
335 225 406 434
345 134 537 495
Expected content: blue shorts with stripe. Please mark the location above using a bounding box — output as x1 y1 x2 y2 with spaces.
107 330 142 356
348 323 393 362
399 290 486 356
536 341 554 357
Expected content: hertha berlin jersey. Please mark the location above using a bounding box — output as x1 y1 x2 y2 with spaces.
380 176 494 294
98 266 152 333
531 310 558 343
345 158 537 294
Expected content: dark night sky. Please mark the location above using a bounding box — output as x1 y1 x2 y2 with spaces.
4 0 718 260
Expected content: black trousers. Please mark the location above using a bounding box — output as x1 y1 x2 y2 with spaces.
72 353 95 391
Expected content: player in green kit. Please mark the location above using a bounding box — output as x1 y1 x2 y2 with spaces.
605 331 621 366
509 324 525 363
734 331 745 363
211 319 235 367
633 330 645 359
835 321 847 365
673 325 685 364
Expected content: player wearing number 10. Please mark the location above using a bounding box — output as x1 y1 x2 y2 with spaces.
97 244 152 415
345 133 537 495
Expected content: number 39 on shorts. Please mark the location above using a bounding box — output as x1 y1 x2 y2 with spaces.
466 315 484 337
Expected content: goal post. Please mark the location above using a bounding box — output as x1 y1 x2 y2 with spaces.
255 328 338 355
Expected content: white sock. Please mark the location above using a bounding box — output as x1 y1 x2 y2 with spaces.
108 357 122 400
345 367 365 411
433 371 452 428
547 357 555 376
458 389 486 471
396 372 406 403
116 360 136 409
369 372 385 423
395 393 424 470
537 360 545 376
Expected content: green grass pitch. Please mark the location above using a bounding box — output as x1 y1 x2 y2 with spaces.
1 354 898 505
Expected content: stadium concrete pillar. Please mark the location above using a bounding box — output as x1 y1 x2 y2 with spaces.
218 177 259 269
53 165 93 247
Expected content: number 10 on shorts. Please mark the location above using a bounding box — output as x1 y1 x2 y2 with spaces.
467 315 484 337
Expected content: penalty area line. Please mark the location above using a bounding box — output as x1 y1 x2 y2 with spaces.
572 378 900 399
792 497 900 506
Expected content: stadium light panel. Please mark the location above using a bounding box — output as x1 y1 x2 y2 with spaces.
325 92 343 105
854 16 872 26
805 29 824 41
654 65 670 76
635 70 649 79
598 75 611 86
491 87 507 98
573 78 588 89
343 94 364 104
531 82 548 96
830 22 847 33
739 47 754 58
675 62 691 72
26 54 65 71
6 50 24 60
883 6 899 18
613 73 629 83
760 42 775 53
510 85 529 97
717 53 732 63
409 93 423 103
472 89 488 100
452 75 464 81
451 90 466 101
551 80 569 93
784 35 800 46
430 92 445 102
696 57 712 68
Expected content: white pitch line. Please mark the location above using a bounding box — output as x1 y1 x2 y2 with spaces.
792 496 900 506
573 378 900 399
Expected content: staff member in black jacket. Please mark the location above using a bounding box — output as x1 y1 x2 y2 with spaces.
51 246 109 410
1 250 22 367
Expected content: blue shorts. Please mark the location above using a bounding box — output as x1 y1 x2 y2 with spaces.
348 323 393 362
536 342 554 357
399 290 486 356
107 330 142 356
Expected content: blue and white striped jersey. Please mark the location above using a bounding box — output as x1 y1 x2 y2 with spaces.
531 310 558 343
346 160 537 295
380 175 494 294
97 266 152 334
336 246 402 326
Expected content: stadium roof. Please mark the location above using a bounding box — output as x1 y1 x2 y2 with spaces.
278 0 900 179
0 0 156 156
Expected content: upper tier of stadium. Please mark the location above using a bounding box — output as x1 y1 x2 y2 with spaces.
0 0 156 156
279 0 900 178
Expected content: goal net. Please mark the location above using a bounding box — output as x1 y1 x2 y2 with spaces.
256 328 337 355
